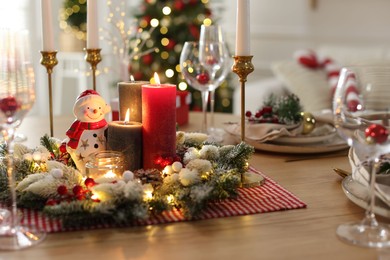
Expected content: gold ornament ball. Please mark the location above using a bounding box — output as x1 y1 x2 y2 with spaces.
300 112 316 135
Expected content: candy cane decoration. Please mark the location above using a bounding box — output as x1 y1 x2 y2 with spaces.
294 49 361 112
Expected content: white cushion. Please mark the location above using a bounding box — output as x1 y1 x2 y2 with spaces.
271 60 331 112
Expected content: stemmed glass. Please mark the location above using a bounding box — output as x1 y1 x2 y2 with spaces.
333 65 390 247
180 41 230 134
0 29 46 249
199 24 227 136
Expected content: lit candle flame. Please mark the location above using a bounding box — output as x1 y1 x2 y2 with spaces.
154 72 160 84
124 108 130 124
130 75 135 82
103 170 117 178
91 193 99 200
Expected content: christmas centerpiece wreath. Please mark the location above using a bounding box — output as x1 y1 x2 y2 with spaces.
0 133 254 228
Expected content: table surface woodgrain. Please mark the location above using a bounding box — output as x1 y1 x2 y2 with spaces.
2 112 389 260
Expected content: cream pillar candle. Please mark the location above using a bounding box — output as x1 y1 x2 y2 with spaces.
41 0 55 51
235 0 251 56
87 0 99 49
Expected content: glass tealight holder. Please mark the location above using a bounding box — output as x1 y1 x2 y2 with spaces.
85 150 125 179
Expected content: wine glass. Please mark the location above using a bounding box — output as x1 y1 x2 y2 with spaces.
0 29 46 250
333 65 390 247
199 24 230 138
180 41 230 133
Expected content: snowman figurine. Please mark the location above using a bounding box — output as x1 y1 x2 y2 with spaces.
65 90 111 174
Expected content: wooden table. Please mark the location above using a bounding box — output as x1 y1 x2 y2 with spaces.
2 112 389 259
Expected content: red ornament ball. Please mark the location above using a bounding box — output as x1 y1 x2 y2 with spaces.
245 111 252 117
174 0 185 11
166 39 176 50
365 124 389 144
142 53 153 65
196 73 209 84
189 24 200 39
57 185 68 196
0 96 19 116
84 177 96 188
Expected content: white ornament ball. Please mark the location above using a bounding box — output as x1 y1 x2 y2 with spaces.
123 170 134 182
51 168 63 178
163 165 173 175
32 152 42 161
23 153 33 161
172 161 183 172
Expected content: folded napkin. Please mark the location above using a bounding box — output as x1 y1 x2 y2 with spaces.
224 122 335 145
349 148 390 206
224 122 301 143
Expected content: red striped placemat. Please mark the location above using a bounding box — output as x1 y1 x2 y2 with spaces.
17 167 306 232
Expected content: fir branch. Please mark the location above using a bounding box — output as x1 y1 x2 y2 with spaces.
40 134 56 155
17 192 47 210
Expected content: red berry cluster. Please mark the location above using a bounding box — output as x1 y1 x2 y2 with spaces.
245 106 280 124
45 177 99 206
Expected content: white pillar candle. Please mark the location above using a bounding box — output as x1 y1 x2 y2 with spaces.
235 0 251 56
87 0 99 49
41 0 55 51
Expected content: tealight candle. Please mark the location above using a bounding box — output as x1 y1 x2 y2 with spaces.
85 150 125 179
107 109 143 171
118 78 149 123
142 73 176 170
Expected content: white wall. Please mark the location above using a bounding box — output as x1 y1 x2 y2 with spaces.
221 0 390 73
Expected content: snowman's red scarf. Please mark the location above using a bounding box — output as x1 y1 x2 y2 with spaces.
66 119 107 149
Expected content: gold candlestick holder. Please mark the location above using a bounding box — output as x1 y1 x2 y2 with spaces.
84 48 102 91
40 51 58 137
232 56 264 188
232 55 254 142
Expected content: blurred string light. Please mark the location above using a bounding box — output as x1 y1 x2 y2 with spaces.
59 0 87 41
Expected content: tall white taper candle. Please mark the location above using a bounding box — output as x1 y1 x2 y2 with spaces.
235 0 250 56
87 0 99 49
41 0 55 51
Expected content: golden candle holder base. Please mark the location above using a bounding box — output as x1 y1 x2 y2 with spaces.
232 56 254 142
232 56 259 188
40 51 58 137
84 48 102 91
240 171 265 188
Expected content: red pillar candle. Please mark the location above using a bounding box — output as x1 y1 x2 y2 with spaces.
107 109 143 171
142 74 176 170
118 80 149 123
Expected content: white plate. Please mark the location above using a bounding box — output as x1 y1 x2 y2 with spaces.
342 175 390 218
243 136 348 154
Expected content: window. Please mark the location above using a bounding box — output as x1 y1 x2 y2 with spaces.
0 0 29 29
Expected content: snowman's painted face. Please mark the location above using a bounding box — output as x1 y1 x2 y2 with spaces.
74 97 109 122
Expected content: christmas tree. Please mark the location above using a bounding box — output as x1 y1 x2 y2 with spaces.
59 0 87 41
129 0 234 113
